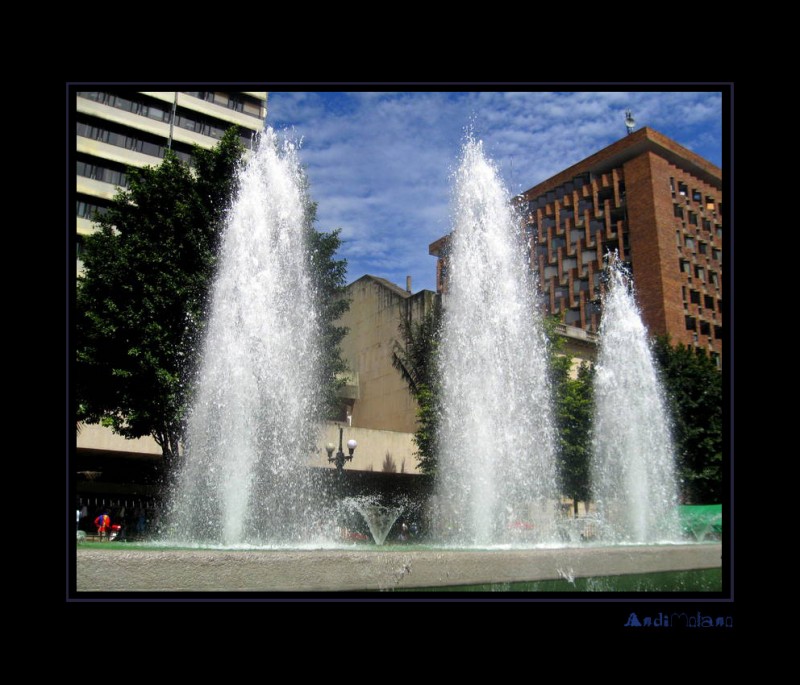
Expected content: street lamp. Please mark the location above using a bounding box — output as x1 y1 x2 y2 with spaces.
325 425 357 472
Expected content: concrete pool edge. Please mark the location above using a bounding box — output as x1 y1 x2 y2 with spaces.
76 543 722 592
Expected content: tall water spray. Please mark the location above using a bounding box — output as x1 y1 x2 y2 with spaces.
169 129 323 546
591 254 679 543
437 138 557 546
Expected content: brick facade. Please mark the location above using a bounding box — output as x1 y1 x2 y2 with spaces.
429 127 723 365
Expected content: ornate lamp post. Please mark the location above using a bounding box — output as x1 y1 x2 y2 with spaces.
325 425 357 472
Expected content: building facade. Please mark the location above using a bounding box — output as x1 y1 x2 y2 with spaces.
335 275 437 435
75 90 268 268
430 127 723 365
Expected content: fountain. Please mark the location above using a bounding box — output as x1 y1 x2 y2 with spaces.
76 130 721 592
168 129 325 546
591 254 680 543
348 497 404 546
437 136 557 547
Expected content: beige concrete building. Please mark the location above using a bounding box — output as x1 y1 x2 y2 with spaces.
75 89 268 269
335 275 437 435
325 276 597 475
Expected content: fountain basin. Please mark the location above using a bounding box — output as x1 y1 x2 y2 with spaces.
76 543 721 592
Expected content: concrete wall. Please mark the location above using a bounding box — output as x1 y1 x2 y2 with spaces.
77 423 162 455
337 276 436 434
76 420 421 475
311 422 420 475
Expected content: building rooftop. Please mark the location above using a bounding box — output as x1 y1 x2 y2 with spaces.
520 126 721 200
348 274 416 298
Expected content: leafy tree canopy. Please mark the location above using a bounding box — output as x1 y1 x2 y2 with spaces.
651 336 723 504
392 298 442 475
76 129 350 469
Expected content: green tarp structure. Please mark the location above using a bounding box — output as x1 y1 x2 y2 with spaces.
679 504 722 540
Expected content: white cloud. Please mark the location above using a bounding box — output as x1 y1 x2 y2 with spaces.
267 89 724 292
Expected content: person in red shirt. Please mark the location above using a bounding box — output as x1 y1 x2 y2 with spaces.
94 512 111 541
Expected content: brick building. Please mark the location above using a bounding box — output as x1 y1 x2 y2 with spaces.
429 127 723 365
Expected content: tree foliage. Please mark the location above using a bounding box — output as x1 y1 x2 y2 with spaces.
76 129 350 469
545 318 594 511
651 336 723 504
391 298 442 475
76 130 244 465
553 362 594 512
304 198 350 420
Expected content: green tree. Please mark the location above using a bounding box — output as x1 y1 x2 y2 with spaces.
545 317 594 512
304 199 350 419
651 337 723 503
76 130 244 468
76 129 350 471
392 297 442 475
555 362 594 514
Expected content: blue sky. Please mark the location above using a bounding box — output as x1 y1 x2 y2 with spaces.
266 89 724 293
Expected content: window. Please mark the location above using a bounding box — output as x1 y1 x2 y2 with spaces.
699 241 707 255
714 326 722 340
227 94 242 112
676 230 682 246
688 212 698 226
692 189 702 202
684 235 696 251
682 286 687 302
678 181 688 196
695 265 705 281
704 295 715 310
706 196 715 211
700 321 710 336
669 177 675 194
76 200 109 219
690 290 701 305
712 248 721 262
685 315 697 331
243 99 262 117
674 204 684 219
710 271 719 288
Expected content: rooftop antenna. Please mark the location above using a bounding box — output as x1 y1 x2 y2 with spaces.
624 109 636 136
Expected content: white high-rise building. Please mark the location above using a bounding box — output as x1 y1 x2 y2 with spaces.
75 90 267 267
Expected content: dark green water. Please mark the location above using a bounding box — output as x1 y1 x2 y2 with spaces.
394 568 721 592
